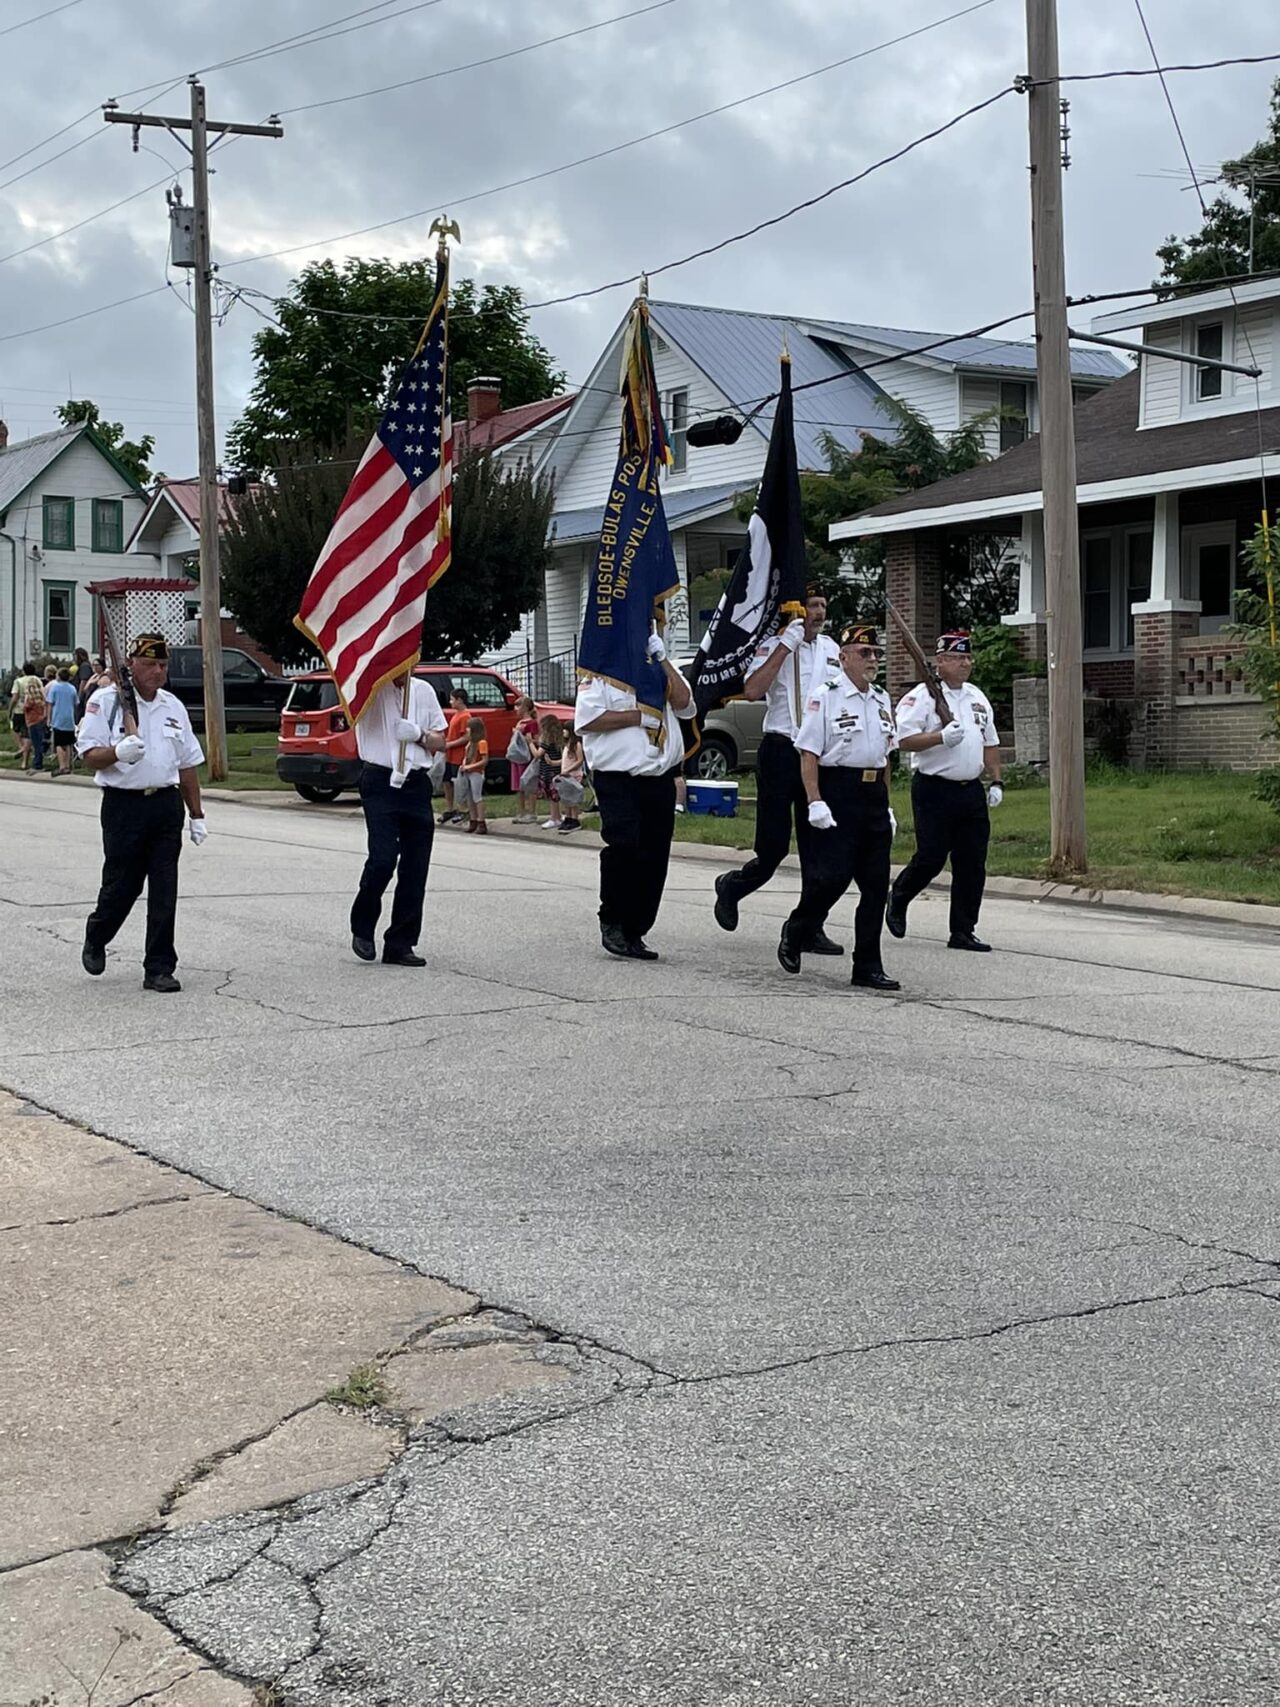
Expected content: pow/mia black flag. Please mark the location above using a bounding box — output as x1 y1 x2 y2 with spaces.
688 355 806 719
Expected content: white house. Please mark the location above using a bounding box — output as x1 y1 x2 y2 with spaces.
0 421 159 672
828 274 1280 769
518 299 1124 669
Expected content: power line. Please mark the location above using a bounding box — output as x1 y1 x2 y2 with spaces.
0 285 170 345
0 170 181 267
201 0 447 74
0 0 87 37
223 0 1002 270
0 126 101 194
1053 50 1280 85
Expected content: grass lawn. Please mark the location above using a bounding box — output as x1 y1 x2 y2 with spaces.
5 727 1278 906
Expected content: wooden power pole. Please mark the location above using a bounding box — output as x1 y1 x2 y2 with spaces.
1022 0 1086 872
104 84 282 781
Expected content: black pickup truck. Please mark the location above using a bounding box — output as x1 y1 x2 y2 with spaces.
164 646 292 732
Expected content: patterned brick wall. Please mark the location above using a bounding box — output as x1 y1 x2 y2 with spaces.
884 532 943 700
1082 659 1135 696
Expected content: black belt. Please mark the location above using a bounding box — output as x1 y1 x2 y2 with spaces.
917 771 983 786
821 765 885 782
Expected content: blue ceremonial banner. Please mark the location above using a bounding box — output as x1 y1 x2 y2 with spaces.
577 296 679 720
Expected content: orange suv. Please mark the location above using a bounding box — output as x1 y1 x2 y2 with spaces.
277 663 575 802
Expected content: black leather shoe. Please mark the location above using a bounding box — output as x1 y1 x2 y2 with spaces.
351 935 376 962
850 968 900 991
776 930 802 975
82 941 105 976
383 950 426 967
948 933 991 953
713 874 739 933
806 930 844 956
143 972 182 994
885 898 907 940
601 925 631 958
626 938 659 961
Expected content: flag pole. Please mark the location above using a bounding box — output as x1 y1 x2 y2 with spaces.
393 216 458 786
776 341 804 718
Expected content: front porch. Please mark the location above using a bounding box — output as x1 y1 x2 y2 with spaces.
884 480 1272 771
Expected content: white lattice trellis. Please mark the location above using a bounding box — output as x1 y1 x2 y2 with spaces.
99 585 192 657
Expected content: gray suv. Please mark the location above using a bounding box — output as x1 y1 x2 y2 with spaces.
676 656 764 780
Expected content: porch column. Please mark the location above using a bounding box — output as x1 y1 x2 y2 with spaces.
665 532 691 654
884 529 943 700
1000 511 1047 665
1132 494 1198 765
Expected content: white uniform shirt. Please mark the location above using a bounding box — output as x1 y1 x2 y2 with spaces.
355 678 447 771
795 672 897 769
750 631 843 738
575 671 696 776
895 680 999 780
76 686 203 790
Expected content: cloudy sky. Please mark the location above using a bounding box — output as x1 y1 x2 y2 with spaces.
1 0 1276 477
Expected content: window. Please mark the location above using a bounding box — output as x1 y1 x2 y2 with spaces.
1125 530 1153 648
455 673 508 709
43 581 76 650
1182 523 1236 635
999 382 1029 453
42 496 75 550
668 388 689 473
286 679 340 715
223 650 261 681
1196 322 1223 400
91 498 123 553
1082 535 1113 651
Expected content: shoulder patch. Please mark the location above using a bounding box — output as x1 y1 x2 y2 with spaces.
805 697 822 712
899 692 917 708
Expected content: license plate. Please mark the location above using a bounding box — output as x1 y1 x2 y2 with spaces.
294 722 310 736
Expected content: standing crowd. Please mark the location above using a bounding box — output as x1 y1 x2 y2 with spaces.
8 648 112 776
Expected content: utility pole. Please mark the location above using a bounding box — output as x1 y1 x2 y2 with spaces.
104 85 282 780
1020 0 1086 872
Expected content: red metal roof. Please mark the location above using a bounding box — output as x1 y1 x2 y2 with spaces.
455 393 574 457
86 577 197 594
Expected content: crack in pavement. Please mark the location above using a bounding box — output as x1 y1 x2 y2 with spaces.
0 1189 213 1234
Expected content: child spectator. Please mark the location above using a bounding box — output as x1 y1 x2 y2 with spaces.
439 688 471 825
534 714 563 829
455 715 488 834
45 667 79 776
557 728 586 833
509 694 540 823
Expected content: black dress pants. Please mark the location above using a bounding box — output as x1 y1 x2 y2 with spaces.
720 732 819 908
350 764 435 954
85 787 184 975
891 772 991 937
786 768 891 973
592 768 677 941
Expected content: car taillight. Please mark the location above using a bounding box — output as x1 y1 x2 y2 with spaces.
331 713 348 732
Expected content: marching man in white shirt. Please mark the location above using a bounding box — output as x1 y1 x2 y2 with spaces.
77 633 207 993
779 624 900 991
349 668 448 967
575 632 697 961
713 591 843 951
887 630 1003 952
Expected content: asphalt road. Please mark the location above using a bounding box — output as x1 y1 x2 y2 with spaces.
4 776 1280 1705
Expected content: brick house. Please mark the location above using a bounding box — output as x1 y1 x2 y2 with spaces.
830 276 1280 770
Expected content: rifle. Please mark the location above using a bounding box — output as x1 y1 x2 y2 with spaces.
99 607 140 737
885 598 950 726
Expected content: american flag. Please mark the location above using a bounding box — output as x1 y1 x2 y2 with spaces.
295 256 452 724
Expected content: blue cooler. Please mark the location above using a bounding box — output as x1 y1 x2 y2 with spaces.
686 779 738 818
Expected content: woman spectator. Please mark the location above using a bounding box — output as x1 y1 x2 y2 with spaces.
557 728 586 833
73 647 93 706
455 715 489 835
533 713 564 829
9 667 32 769
22 666 49 772
509 694 540 823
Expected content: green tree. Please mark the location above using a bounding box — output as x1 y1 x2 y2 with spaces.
220 441 554 667
226 259 566 471
1156 78 1280 289
55 399 156 485
1228 522 1280 813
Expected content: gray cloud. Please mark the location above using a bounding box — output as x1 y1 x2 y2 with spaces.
1 0 1275 476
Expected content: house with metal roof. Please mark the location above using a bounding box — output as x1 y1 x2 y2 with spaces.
0 419 159 673
513 298 1124 666
829 275 1280 770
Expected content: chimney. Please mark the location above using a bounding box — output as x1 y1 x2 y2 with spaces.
0 420 8 451
467 376 502 425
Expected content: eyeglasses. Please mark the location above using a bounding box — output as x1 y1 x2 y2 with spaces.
852 647 883 660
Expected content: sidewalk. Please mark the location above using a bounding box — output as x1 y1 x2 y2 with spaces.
0 1092 577 1704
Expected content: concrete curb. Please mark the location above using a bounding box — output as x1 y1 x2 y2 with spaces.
7 773 1279 934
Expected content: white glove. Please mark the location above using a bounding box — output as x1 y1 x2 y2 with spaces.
188 817 208 846
987 783 1004 809
807 800 837 831
779 619 806 653
114 734 145 765
888 807 898 839
394 717 421 744
940 721 965 748
640 711 662 733
646 632 666 662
